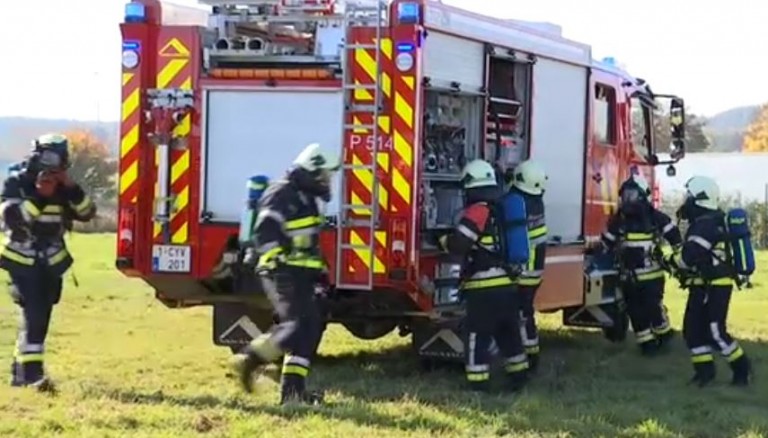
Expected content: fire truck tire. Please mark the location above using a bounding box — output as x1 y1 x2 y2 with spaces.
602 308 629 343
341 321 397 340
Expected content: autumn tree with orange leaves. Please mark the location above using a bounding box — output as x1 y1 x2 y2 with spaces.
742 104 768 152
64 130 118 202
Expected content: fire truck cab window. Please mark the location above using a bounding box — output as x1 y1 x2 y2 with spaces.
593 84 616 145
630 97 652 159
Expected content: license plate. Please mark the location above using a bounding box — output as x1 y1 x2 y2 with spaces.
152 245 191 273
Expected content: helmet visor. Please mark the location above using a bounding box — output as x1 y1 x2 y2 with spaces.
620 187 643 205
39 149 65 170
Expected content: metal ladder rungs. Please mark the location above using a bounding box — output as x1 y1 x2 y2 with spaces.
343 164 377 171
341 203 375 210
345 103 380 112
341 243 375 251
343 84 378 90
343 123 377 130
345 43 379 50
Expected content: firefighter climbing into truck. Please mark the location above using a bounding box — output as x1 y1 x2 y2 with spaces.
115 0 689 367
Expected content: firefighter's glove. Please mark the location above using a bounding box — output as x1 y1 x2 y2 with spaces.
35 171 58 198
585 241 604 256
438 234 449 251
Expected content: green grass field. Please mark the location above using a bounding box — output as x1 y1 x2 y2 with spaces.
0 234 767 437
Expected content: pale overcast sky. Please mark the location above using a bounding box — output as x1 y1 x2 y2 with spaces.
0 0 765 121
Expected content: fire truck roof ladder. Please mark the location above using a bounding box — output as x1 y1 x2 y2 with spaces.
335 0 388 291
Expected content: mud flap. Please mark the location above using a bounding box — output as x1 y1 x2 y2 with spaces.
411 318 465 363
212 303 276 350
562 300 629 342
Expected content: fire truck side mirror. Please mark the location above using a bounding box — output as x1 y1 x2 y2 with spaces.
669 97 685 161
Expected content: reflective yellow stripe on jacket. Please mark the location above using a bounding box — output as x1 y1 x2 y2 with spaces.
520 224 547 286
257 215 325 270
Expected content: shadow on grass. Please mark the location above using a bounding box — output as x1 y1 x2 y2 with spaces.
81 327 768 437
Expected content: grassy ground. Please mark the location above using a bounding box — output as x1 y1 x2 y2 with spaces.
0 234 767 438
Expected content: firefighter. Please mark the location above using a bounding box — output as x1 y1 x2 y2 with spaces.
598 174 681 356
665 176 752 386
0 133 96 392
506 160 548 372
440 159 528 392
231 142 340 405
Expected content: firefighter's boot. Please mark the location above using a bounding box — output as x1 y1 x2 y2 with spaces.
527 353 540 374
655 328 675 347
280 374 324 405
504 370 529 393
689 361 716 387
729 355 752 387
639 339 661 357
30 377 57 394
230 353 268 393
468 381 490 393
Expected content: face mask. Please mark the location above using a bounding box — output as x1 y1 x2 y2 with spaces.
676 195 696 222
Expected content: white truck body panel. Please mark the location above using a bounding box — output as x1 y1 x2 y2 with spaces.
424 1 592 66
529 57 589 243
422 31 485 89
201 88 343 223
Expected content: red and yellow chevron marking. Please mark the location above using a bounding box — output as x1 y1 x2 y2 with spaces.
346 35 394 217
153 36 192 244
390 70 415 213
348 230 387 274
119 71 141 204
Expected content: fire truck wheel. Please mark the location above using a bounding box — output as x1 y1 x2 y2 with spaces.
601 309 629 343
341 321 397 340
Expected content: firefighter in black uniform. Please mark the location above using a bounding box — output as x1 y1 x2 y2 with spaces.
440 159 528 392
231 143 340 405
0 134 96 391
599 174 681 355
506 159 548 372
666 175 752 386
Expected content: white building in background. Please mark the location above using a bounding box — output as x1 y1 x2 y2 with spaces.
656 153 768 203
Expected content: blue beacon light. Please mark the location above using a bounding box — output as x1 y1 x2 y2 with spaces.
125 2 147 23
397 2 420 25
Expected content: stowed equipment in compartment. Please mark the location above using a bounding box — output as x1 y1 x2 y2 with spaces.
485 49 533 176
419 88 483 307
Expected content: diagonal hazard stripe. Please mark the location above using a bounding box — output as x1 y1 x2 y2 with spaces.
157 59 188 88
120 161 138 195
393 131 412 167
395 92 413 128
120 125 139 158
350 230 385 273
352 154 388 209
391 167 411 204
122 89 139 122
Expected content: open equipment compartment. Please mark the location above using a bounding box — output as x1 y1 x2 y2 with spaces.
418 87 483 307
484 50 534 173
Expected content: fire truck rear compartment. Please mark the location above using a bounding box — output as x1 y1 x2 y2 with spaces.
200 88 344 223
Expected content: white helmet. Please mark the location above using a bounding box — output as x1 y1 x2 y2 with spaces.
293 143 340 173
461 159 497 189
684 175 719 210
511 160 547 195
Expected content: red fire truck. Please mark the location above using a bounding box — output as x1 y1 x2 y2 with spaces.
116 0 687 362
